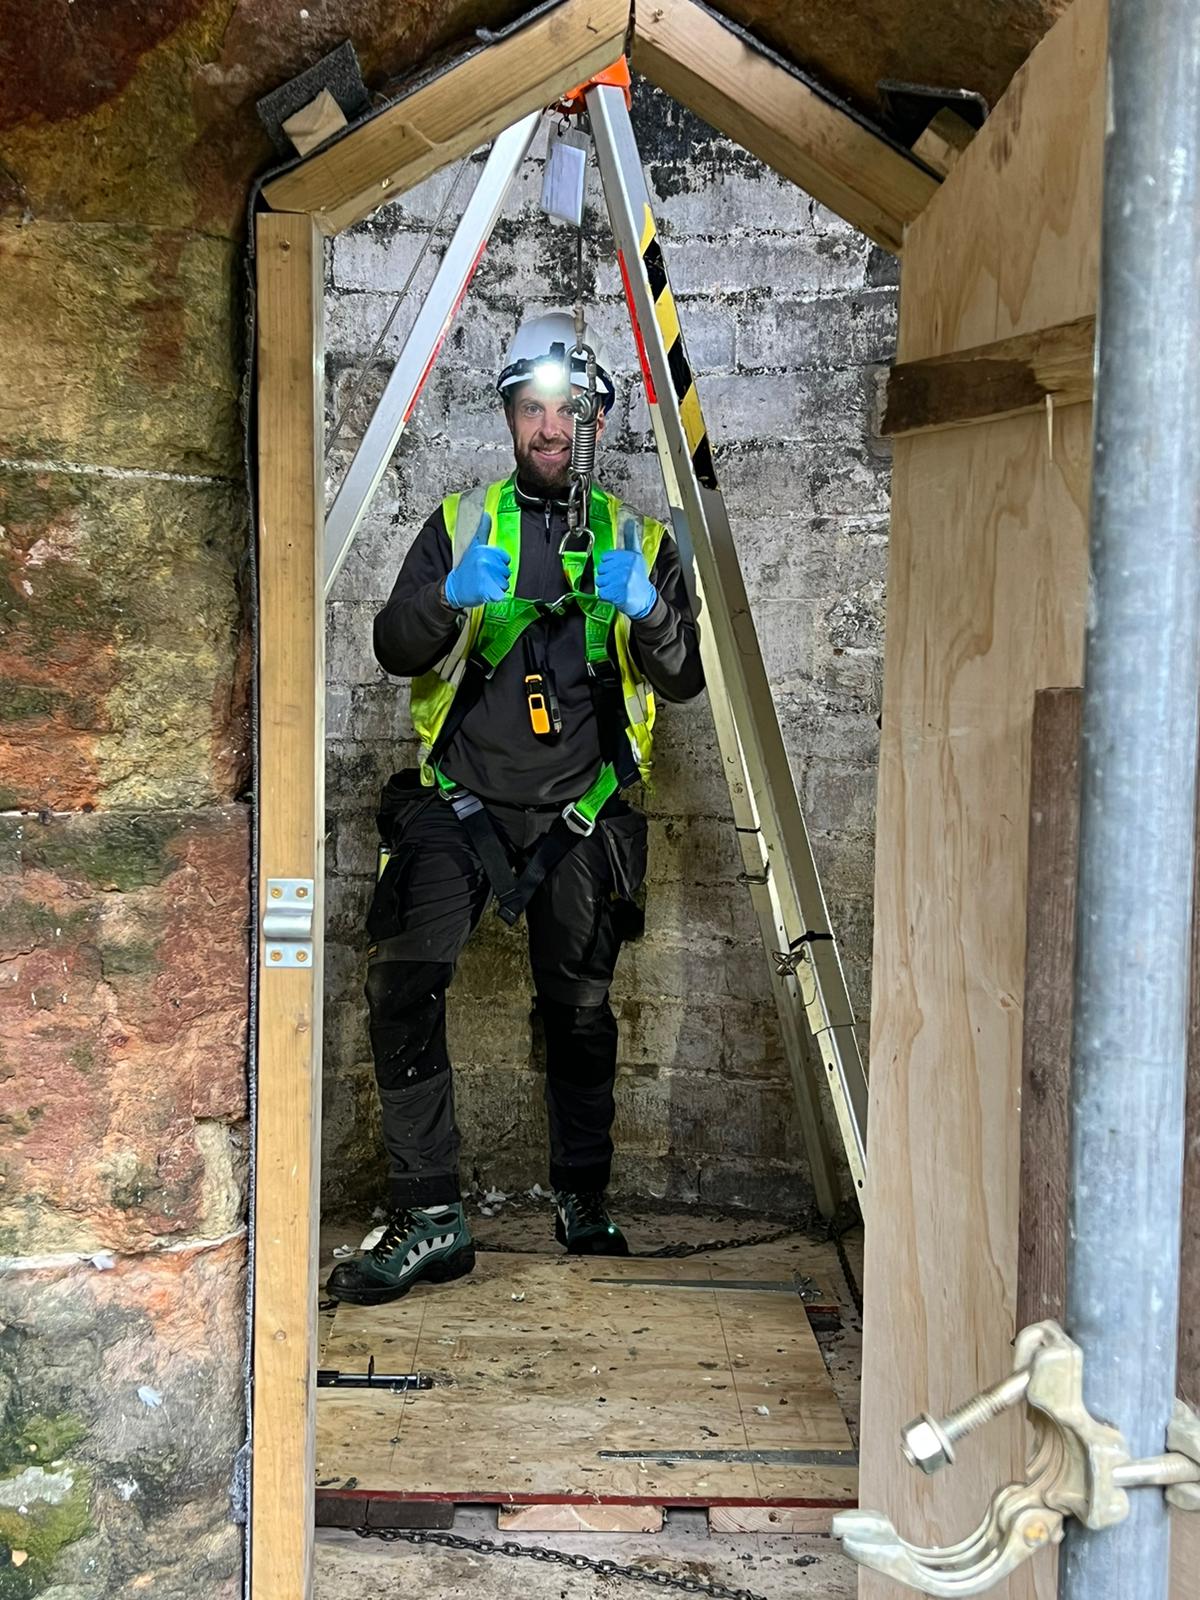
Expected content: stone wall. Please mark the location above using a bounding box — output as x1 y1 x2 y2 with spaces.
323 89 896 1220
0 10 256 1595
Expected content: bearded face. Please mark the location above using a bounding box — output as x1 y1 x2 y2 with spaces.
504 380 605 493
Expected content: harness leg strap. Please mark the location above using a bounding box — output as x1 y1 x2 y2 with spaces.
441 782 620 928
444 790 527 924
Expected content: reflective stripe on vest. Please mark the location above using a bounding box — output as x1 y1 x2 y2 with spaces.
410 476 666 783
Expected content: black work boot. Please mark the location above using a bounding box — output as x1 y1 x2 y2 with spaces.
327 1203 475 1305
554 1190 630 1256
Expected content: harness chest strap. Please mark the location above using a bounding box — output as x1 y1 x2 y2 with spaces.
411 480 663 924
414 475 664 824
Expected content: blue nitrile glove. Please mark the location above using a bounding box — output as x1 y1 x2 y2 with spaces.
596 547 657 620
444 520 509 609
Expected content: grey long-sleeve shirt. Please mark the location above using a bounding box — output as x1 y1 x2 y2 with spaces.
374 477 704 806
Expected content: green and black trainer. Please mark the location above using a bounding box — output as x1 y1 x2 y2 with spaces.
554 1190 630 1256
327 1203 475 1305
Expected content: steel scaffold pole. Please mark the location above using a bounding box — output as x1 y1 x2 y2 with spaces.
1062 1 1200 1595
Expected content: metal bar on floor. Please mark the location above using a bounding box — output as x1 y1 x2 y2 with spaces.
587 80 868 1216
1061 2 1200 1597
323 112 541 596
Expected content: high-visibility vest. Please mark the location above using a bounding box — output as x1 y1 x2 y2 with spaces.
411 475 667 789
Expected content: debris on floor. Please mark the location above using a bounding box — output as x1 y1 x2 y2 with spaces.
313 1207 864 1600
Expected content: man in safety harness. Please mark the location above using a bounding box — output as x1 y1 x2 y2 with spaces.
328 312 704 1305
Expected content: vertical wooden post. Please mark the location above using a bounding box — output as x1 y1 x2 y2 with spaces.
1016 688 1082 1330
251 210 325 1600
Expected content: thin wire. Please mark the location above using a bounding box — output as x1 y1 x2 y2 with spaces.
573 217 586 347
326 154 471 457
572 114 590 348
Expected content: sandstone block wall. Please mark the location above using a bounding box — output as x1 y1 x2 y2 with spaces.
3 11 562 1589
0 9 261 1592
323 89 895 1220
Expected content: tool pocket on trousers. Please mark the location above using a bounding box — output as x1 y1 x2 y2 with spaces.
376 767 434 847
599 803 648 944
367 770 434 942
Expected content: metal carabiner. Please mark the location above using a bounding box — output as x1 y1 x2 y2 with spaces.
559 519 594 562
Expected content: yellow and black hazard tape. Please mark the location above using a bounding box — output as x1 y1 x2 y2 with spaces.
639 207 718 490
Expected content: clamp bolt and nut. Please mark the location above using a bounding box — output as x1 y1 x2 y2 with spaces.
902 1369 1031 1475
836 1322 1200 1596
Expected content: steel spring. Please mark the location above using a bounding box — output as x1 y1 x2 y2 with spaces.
571 414 598 479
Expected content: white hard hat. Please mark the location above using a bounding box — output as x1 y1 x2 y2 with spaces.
496 311 616 412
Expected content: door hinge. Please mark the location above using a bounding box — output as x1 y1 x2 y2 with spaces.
262 878 315 968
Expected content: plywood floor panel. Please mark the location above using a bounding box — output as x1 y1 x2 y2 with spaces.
317 1249 855 1511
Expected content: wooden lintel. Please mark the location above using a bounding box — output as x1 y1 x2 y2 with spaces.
882 314 1096 438
631 0 938 254
262 0 629 235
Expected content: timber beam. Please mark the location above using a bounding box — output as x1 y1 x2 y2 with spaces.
262 0 941 249
882 314 1096 438
631 0 938 253
262 0 629 235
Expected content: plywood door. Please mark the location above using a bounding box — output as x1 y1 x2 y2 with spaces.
863 410 1091 1599
316 1251 857 1510
858 2 1106 1596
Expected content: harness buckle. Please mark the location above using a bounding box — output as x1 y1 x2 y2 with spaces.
561 800 597 837
442 786 485 822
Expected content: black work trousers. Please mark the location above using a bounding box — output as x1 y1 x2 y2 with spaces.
364 777 647 1209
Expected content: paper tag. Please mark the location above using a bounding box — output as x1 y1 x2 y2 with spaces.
541 125 590 227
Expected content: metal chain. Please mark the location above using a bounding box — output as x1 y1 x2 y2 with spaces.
638 1221 811 1260
354 1525 770 1600
478 1219 813 1260
326 152 471 458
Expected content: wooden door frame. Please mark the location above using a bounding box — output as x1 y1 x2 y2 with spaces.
247 5 932 1593
251 207 326 1600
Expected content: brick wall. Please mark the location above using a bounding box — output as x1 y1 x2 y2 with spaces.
323 88 896 1219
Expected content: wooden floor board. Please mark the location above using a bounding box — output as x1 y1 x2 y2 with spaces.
316 1249 856 1514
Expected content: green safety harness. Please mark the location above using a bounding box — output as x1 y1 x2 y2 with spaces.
427 524 641 926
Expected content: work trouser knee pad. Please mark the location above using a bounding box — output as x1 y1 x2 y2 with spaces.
365 959 454 1091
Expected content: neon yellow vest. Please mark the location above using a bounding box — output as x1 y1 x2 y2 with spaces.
411 476 667 786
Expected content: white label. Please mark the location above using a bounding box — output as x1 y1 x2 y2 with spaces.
541 127 590 227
